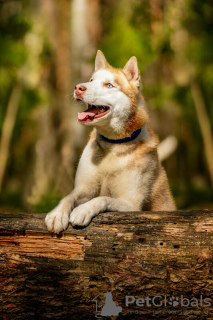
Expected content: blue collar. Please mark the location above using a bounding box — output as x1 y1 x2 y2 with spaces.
100 128 141 144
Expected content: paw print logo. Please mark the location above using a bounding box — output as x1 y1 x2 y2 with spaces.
168 296 179 307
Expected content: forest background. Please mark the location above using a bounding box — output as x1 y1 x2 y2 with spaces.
0 0 212 213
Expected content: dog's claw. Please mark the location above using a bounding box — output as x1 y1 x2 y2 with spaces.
70 205 93 227
45 206 70 233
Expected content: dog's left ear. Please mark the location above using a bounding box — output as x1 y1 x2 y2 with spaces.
95 50 109 71
123 56 140 86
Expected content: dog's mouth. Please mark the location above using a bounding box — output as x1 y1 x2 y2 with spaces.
78 104 110 123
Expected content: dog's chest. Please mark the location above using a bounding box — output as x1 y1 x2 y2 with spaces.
98 155 130 196
88 141 135 195
91 141 130 173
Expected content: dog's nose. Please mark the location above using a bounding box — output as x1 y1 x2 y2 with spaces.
75 84 87 96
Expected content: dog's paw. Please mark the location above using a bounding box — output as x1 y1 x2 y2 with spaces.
70 204 94 227
45 204 70 233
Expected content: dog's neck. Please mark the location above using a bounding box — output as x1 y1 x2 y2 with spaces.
99 128 142 144
96 125 151 146
94 107 148 140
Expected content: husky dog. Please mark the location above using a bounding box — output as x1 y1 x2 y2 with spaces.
45 50 176 233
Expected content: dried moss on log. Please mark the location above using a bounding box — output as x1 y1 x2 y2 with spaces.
0 210 213 320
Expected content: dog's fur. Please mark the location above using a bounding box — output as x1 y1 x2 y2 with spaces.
45 50 176 233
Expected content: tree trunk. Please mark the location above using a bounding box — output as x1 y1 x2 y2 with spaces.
190 79 213 187
0 83 22 191
0 210 213 319
29 0 74 206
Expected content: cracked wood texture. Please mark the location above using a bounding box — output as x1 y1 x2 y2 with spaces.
0 210 213 320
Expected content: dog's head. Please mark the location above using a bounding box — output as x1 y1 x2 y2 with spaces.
74 50 147 138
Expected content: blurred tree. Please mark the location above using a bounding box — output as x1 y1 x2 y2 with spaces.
0 1 39 208
27 0 74 206
0 7 32 191
149 0 213 200
0 83 22 191
163 0 213 187
28 0 102 209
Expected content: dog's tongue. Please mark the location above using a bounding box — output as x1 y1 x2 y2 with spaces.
78 107 100 122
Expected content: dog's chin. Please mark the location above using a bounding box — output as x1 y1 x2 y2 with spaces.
77 103 111 124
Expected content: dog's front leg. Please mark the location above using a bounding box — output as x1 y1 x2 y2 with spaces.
45 189 93 233
70 196 135 227
45 193 76 233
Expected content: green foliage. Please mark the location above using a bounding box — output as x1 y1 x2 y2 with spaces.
19 88 43 116
0 14 31 67
0 14 31 39
0 190 25 212
0 12 32 128
100 1 154 70
179 0 213 127
33 193 62 213
0 38 28 67
173 184 213 210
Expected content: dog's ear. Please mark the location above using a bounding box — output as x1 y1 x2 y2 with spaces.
123 56 140 86
95 50 109 71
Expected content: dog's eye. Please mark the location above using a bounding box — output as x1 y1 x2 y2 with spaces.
106 83 113 88
89 78 93 82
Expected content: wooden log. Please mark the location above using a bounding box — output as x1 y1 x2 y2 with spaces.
0 210 213 319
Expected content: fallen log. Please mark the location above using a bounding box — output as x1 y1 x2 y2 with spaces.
0 210 213 320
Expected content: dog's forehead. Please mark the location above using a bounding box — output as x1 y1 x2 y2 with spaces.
92 69 129 89
92 69 115 81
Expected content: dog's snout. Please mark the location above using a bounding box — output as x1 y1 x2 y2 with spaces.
75 84 87 91
75 84 87 96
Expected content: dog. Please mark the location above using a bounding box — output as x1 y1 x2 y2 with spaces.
45 50 176 233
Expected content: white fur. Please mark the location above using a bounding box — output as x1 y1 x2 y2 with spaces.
74 70 132 139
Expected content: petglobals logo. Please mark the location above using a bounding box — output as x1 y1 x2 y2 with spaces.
125 295 211 308
92 293 211 318
92 291 122 318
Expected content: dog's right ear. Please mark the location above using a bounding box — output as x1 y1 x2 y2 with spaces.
95 50 109 71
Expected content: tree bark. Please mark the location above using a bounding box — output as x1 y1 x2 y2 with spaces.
0 210 213 319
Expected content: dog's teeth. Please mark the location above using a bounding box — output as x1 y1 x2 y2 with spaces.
87 105 108 113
